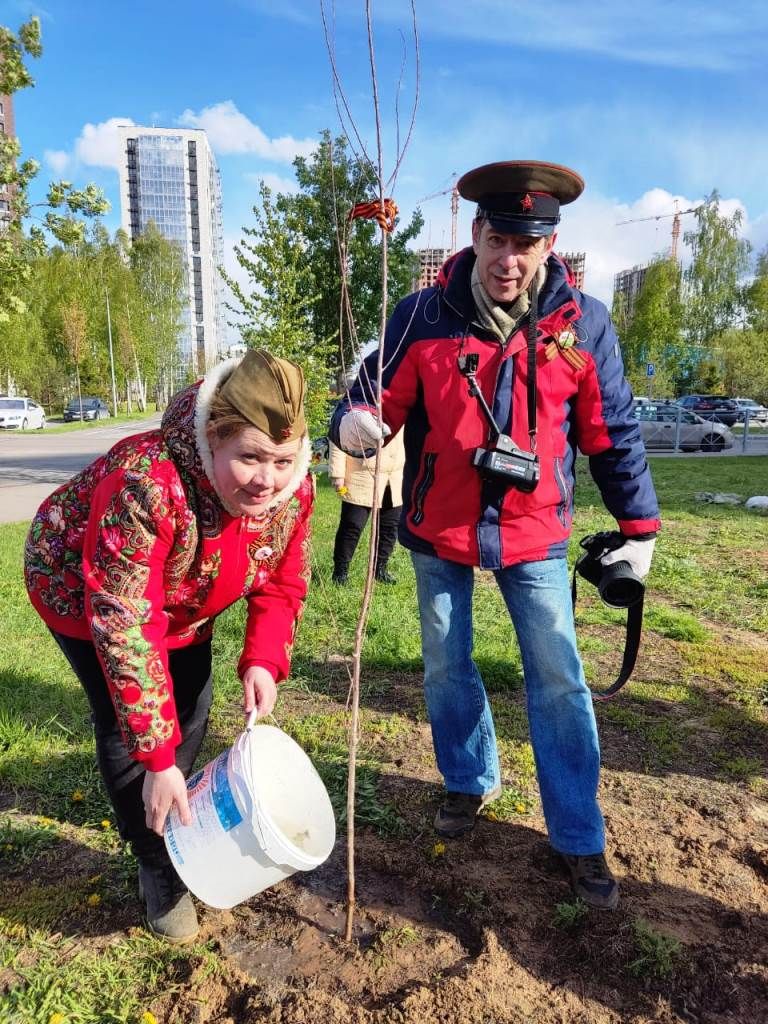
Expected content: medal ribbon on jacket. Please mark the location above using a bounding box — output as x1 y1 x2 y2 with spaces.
544 327 587 370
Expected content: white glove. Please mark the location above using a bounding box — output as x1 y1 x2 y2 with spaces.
338 409 391 457
601 536 656 579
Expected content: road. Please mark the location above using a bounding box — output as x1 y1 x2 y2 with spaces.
1 417 766 526
0 416 161 525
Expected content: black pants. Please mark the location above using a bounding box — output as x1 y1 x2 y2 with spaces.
332 484 401 575
52 632 213 868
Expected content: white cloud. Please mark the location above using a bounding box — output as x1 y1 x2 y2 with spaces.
45 117 134 174
75 117 134 170
44 149 70 174
243 171 299 194
178 101 315 162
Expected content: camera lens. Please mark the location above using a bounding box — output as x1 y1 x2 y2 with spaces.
598 561 644 608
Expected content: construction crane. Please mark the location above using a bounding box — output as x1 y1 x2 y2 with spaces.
616 202 702 262
415 178 459 254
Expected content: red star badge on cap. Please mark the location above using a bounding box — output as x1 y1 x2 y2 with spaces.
280 427 292 439
520 193 535 212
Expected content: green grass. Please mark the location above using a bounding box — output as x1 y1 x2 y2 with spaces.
0 930 219 1023
552 898 588 929
1 457 767 1016
39 407 160 435
627 918 682 979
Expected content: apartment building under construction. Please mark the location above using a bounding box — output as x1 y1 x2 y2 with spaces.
416 247 450 290
557 251 586 290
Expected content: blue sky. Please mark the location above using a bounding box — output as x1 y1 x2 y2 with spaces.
7 0 768 303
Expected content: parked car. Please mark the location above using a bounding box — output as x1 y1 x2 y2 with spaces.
63 397 111 422
311 435 330 468
733 398 768 424
0 396 46 430
677 394 739 426
634 403 734 452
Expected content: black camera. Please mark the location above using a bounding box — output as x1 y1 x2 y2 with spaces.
458 353 540 493
574 531 644 609
472 435 540 492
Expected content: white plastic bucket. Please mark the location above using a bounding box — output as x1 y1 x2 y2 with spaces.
164 719 336 909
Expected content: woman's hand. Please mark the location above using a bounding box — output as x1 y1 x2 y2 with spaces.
241 665 278 719
142 765 192 835
331 477 346 491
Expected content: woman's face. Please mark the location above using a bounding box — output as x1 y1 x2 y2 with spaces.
211 425 301 515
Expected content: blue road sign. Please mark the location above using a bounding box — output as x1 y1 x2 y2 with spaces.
646 363 656 377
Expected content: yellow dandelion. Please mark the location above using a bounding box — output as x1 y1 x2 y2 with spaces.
86 893 101 907
48 1013 66 1024
71 790 84 802
431 841 446 858
514 802 526 814
483 809 499 822
87 873 103 884
39 816 56 826
141 1012 159 1024
101 819 111 829
338 486 348 495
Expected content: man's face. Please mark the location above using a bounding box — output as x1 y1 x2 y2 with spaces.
471 219 557 304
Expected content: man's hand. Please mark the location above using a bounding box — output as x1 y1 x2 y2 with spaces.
338 410 390 457
242 665 278 719
142 765 191 835
331 477 346 491
601 536 656 579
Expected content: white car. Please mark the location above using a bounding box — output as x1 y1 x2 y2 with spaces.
634 402 734 452
734 398 768 424
0 396 46 430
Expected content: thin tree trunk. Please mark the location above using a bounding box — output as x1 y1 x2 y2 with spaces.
344 0 390 945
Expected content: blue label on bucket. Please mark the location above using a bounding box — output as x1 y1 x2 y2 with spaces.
212 750 243 832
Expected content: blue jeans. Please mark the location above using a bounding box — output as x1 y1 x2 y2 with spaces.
411 551 605 855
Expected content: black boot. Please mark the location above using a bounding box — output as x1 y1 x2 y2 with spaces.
332 566 349 585
560 852 619 910
138 862 199 943
375 565 396 585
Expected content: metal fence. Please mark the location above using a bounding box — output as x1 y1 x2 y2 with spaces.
643 405 768 454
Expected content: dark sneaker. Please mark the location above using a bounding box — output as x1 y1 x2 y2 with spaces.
138 863 199 943
434 785 502 838
560 852 619 910
331 569 349 585
375 568 397 585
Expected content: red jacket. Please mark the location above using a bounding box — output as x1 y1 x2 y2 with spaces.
330 249 660 569
25 361 313 770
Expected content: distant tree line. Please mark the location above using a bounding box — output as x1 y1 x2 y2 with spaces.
612 193 768 402
1 221 188 412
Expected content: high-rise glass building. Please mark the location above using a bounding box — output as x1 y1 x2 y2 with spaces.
117 126 226 373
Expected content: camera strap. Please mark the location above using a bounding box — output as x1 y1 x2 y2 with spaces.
526 278 538 449
570 571 644 701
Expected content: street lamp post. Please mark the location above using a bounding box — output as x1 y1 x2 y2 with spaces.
101 268 119 418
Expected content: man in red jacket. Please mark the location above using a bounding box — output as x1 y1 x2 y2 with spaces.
331 162 660 910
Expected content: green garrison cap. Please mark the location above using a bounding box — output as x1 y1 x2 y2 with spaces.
219 349 307 442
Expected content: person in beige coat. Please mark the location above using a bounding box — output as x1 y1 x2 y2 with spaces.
329 429 405 584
